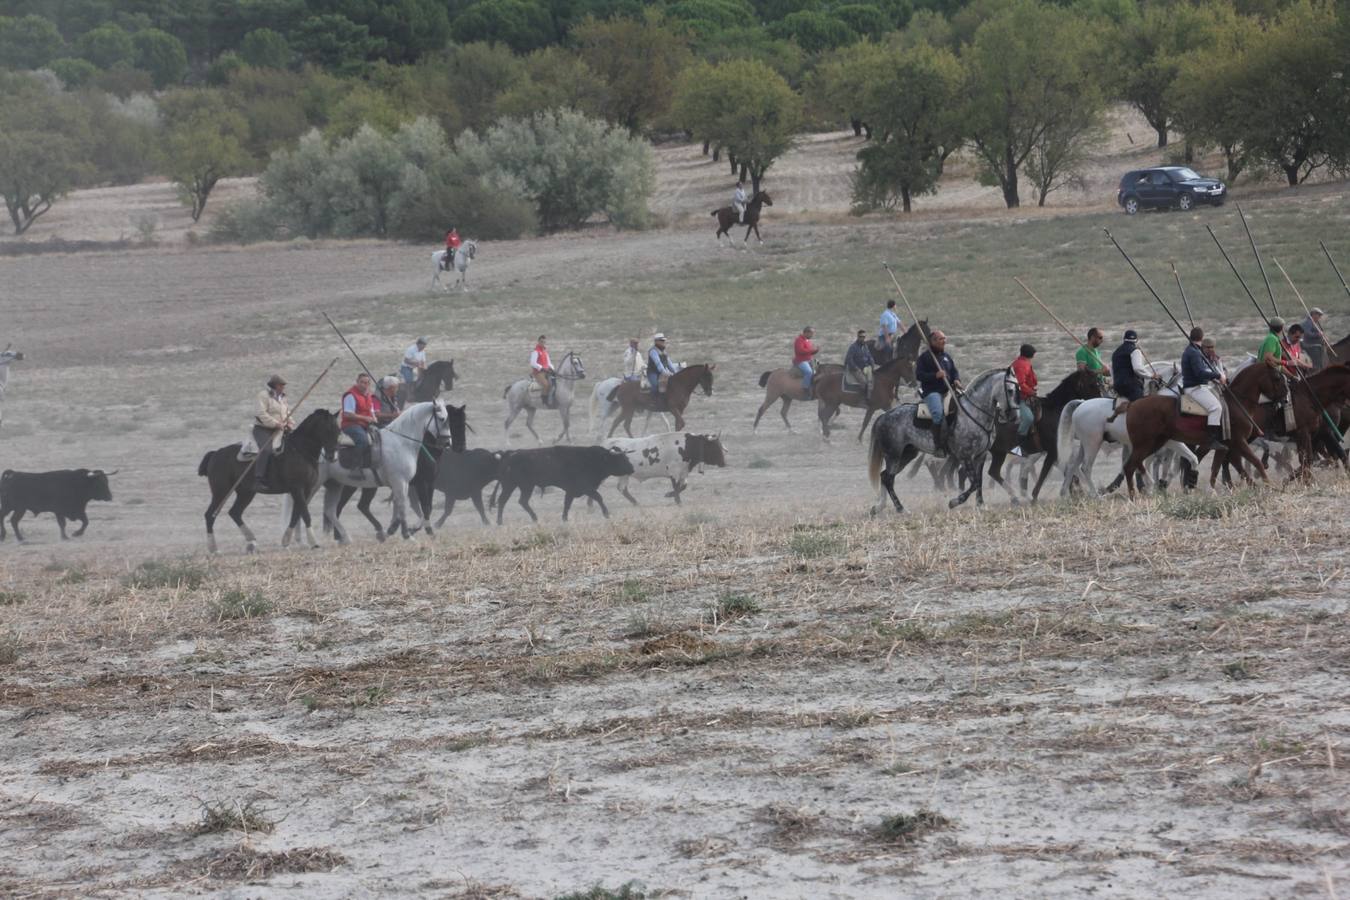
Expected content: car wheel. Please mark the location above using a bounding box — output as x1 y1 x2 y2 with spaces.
1123 196 1140 215
1177 193 1194 212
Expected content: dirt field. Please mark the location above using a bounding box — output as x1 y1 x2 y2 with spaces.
2 120 1349 896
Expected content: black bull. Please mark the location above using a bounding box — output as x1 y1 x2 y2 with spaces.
0 468 115 542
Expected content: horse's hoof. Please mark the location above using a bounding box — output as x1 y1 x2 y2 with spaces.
948 499 960 509
246 544 256 554
375 530 386 543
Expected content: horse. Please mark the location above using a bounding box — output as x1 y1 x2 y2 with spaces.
1256 362 1350 480
397 359 457 407
198 409 342 554
1122 360 1286 496
431 240 477 291
1057 398 1199 497
813 356 912 442
503 350 586 444
713 191 772 245
868 369 1010 513
318 400 465 544
985 369 1103 503
868 320 930 381
0 348 22 429
606 364 716 437
589 378 670 438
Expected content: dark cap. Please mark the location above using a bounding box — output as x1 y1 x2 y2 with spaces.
1124 329 1138 341
267 374 286 387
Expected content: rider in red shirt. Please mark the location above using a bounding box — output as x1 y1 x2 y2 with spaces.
443 227 461 270
1011 344 1039 448
793 326 818 395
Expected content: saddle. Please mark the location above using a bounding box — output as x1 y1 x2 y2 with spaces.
914 392 955 424
337 428 383 479
527 377 557 408
238 429 283 462
843 367 870 396
1178 393 1209 417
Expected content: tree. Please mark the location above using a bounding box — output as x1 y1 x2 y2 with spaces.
444 41 525 132
291 14 385 75
848 42 964 212
239 28 291 69
162 89 251 221
496 46 608 119
46 57 98 87
452 0 555 52
571 12 692 133
833 5 892 39
0 74 93 234
132 27 186 87
366 0 452 64
769 11 857 53
0 14 65 70
1115 2 1219 148
812 40 890 135
961 0 1105 208
671 58 801 192
75 23 134 69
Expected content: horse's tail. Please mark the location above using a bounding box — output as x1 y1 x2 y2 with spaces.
867 423 885 490
197 451 214 478
606 385 620 403
502 383 512 398
1057 399 1082 466
711 208 720 217
758 371 772 388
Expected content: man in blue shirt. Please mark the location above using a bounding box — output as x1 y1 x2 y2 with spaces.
1181 326 1226 451
845 329 877 398
878 300 902 363
915 330 959 449
647 333 678 395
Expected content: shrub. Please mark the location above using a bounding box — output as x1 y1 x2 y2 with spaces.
209 195 284 243
209 590 274 622
124 560 207 590
46 57 97 88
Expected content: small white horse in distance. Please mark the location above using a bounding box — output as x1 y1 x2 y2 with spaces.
0 347 24 429
431 241 477 292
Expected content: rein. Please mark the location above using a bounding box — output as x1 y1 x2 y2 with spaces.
551 352 586 381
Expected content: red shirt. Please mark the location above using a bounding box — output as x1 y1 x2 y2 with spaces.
341 388 376 430
1011 356 1037 399
1279 338 1301 375
793 335 817 365
446 231 461 250
531 344 551 371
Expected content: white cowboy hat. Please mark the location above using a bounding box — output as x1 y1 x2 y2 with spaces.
653 333 666 341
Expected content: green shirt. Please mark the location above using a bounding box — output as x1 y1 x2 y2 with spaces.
1075 345 1106 372
1258 332 1283 363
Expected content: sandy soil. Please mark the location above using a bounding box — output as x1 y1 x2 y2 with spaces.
1 115 1348 897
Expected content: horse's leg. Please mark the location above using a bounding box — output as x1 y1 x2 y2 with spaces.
293 488 319 549
204 489 221 554
556 405 571 444
819 400 835 439
753 391 777 432
472 492 491 525
856 407 876 443
672 407 685 431
524 407 541 443
950 457 982 509
986 450 1020 505
357 488 385 541
779 397 794 432
878 445 920 514
229 492 257 553
435 492 454 528
753 222 763 244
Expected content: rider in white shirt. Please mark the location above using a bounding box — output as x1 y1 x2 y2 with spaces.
622 338 643 381
401 337 428 384
733 181 748 223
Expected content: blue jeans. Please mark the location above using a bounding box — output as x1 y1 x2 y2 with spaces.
1017 403 1034 436
343 425 369 449
400 365 415 384
648 373 661 393
924 392 945 424
796 361 813 390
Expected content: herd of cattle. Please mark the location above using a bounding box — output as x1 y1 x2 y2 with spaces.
0 430 728 546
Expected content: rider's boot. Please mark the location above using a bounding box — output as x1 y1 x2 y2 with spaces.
253 459 268 492
1205 424 1228 451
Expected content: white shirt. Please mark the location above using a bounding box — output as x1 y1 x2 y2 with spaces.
880 308 900 338
622 345 643 379
1130 348 1154 379
530 349 548 371
403 343 427 368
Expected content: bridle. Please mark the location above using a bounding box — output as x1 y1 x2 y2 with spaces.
552 351 586 381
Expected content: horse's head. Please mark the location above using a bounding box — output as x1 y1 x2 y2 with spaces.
466 240 477 258
301 409 343 457
430 399 467 453
566 352 586 380
1071 368 1103 400
438 359 457 392
698 363 716 396
756 192 773 206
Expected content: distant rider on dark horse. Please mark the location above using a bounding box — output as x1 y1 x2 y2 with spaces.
732 181 748 223
253 374 294 490
845 329 876 400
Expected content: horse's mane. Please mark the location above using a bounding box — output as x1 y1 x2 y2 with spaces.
965 368 1003 392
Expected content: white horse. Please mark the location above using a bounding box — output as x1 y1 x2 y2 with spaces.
588 376 671 438
0 348 23 429
1058 397 1200 496
431 240 477 292
504 350 586 444
301 400 455 544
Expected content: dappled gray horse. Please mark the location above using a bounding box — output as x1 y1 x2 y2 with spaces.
503 350 586 444
867 369 1010 513
431 240 477 292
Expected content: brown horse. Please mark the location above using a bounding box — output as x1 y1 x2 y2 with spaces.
813 357 913 441
1122 362 1285 496
753 364 842 432
1263 363 1350 478
713 191 772 244
607 364 715 437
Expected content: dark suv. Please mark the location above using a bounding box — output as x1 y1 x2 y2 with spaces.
1117 166 1227 214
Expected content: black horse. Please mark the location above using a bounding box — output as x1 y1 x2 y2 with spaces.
199 409 341 554
713 191 773 244
398 359 457 407
327 403 468 541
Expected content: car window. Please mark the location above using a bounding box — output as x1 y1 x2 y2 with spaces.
1150 172 1170 186
1173 167 1202 181
1134 173 1149 185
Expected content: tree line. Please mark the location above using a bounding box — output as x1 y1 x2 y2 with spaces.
0 0 1347 237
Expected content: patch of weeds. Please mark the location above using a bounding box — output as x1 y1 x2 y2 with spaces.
513 530 558 552
1307 609 1332 624
193 799 275 835
625 609 670 639
945 610 1015 639
124 560 208 590
1160 491 1254 521
0 633 20 665
555 884 646 900
1222 660 1255 680
57 566 89 585
757 804 820 846
882 760 922 776
619 579 649 603
443 736 487 752
876 808 953 844
0 591 24 606
684 510 716 525
747 457 773 470
873 619 932 643
182 844 345 880
477 542 503 557
789 530 843 558
298 694 320 713
208 590 273 622
351 684 390 708
708 593 759 623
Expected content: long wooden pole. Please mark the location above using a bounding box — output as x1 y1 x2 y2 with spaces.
1170 262 1195 330
883 263 957 396
209 357 340 518
1273 258 1337 359
1320 241 1350 302
1013 277 1087 349
1237 204 1280 318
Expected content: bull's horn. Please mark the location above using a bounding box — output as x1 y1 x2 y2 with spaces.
103 469 119 475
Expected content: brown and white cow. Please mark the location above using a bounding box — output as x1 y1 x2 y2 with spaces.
602 432 728 505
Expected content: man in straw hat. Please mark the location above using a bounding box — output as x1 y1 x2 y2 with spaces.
647 333 678 396
253 374 294 489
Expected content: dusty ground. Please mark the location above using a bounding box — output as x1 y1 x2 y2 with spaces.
1 117 1349 896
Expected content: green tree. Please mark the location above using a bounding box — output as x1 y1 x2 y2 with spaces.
0 73 93 234
292 14 385 75
0 14 65 70
812 39 889 135
496 46 607 119
1115 2 1218 148
571 12 692 133
697 27 807 87
162 89 252 221
452 0 555 52
833 5 891 39
239 28 292 69
849 42 964 212
1169 15 1255 181
75 22 134 69
961 0 1105 208
445 41 525 132
132 27 186 87
46 57 98 87
367 0 452 64
769 11 857 52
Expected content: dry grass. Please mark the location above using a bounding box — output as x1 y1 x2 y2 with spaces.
176 843 346 881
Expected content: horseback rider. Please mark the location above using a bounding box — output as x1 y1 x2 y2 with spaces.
794 326 819 398
1011 343 1039 452
253 374 294 490
1111 329 1153 401
376 375 403 426
340 373 379 476
877 299 901 363
916 330 960 451
1181 327 1227 451
732 181 748 224
845 329 876 399
1282 323 1314 375
1300 307 1328 370
622 337 643 382
647 333 678 396
1259 317 1288 370
1076 328 1108 381
530 334 555 407
401 337 428 385
443 227 461 270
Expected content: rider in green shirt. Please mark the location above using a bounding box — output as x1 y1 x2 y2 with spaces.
1258 318 1286 369
1075 327 1107 376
